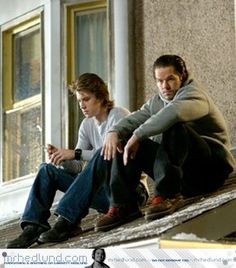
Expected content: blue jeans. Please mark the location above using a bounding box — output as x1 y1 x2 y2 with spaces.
21 149 110 229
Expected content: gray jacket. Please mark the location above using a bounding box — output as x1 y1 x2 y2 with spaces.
109 76 235 169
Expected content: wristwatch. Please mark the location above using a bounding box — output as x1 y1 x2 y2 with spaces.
74 148 82 160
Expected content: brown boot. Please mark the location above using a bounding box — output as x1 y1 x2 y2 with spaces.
95 206 143 232
145 194 184 221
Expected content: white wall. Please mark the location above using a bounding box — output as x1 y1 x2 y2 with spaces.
0 0 63 223
0 0 46 25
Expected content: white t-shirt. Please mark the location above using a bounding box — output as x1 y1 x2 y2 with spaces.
61 106 130 174
76 106 130 160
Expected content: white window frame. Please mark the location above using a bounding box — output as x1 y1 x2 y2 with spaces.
0 7 45 223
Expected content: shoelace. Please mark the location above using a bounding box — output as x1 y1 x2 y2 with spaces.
107 207 121 217
152 196 165 205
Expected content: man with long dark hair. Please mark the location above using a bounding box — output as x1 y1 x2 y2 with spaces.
95 54 235 231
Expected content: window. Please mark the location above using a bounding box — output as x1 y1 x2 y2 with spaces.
2 15 43 182
67 0 108 148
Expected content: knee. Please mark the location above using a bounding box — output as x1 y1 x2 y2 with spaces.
164 123 187 140
162 123 189 151
37 163 57 180
39 162 49 169
39 162 55 172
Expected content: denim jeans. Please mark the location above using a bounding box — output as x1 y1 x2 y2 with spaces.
21 149 111 229
109 123 233 206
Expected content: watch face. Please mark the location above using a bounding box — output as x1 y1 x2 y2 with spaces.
75 149 82 160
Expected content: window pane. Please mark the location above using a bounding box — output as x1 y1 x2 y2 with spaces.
75 9 107 80
3 104 42 181
13 25 41 102
2 19 43 182
69 7 108 148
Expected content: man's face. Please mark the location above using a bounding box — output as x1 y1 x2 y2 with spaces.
94 249 105 262
154 65 183 101
76 91 103 118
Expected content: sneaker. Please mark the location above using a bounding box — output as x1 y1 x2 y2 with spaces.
38 216 81 243
145 194 184 221
6 224 46 248
95 205 143 232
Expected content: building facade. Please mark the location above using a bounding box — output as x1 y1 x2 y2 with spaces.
0 0 235 223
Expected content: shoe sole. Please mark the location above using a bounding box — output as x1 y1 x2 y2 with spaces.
6 237 40 249
95 211 143 232
38 232 71 244
38 235 69 243
145 200 185 221
145 207 173 221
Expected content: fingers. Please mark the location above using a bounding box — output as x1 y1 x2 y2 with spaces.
101 132 119 160
102 143 116 160
123 147 129 166
101 146 105 156
46 144 57 156
123 144 134 166
117 142 124 153
123 134 140 165
49 151 62 165
48 148 75 165
47 144 54 151
123 149 136 166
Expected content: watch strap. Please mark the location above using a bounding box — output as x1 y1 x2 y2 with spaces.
74 148 82 160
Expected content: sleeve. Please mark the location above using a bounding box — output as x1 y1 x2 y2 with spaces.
106 107 130 130
76 119 96 161
60 119 93 174
134 89 210 139
108 99 153 139
76 119 93 150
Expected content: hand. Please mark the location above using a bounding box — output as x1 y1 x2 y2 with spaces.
123 134 140 166
101 132 123 160
46 144 58 159
49 147 75 165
